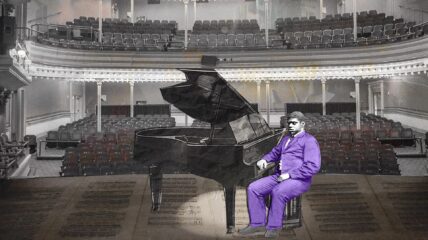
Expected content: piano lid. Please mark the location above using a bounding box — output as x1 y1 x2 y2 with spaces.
161 69 256 124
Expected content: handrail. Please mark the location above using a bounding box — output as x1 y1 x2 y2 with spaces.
29 23 98 42
412 20 428 28
30 23 95 31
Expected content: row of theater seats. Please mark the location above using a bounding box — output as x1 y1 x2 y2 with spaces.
39 37 175 51
192 19 260 34
187 33 268 49
38 23 428 52
186 22 417 50
280 112 412 175
276 10 402 32
55 115 174 176
46 115 175 149
319 140 400 175
100 32 178 50
272 22 418 49
67 16 178 34
193 113 401 175
299 113 414 141
61 132 136 176
38 11 428 51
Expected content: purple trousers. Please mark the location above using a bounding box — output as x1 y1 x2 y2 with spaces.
247 174 311 230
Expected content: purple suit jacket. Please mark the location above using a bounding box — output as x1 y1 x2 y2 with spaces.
262 131 321 181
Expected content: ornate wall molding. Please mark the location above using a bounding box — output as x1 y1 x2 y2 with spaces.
28 58 428 83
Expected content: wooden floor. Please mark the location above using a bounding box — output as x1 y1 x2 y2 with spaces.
0 174 427 240
2 132 426 239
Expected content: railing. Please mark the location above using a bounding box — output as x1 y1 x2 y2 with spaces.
30 23 99 42
411 20 428 36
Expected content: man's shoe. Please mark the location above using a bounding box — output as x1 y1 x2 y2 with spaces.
264 228 281 238
238 225 266 235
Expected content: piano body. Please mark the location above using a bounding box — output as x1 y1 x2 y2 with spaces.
134 69 288 233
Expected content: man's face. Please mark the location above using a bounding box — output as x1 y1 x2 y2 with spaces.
288 117 305 136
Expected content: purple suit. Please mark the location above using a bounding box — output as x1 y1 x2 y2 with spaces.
247 131 321 230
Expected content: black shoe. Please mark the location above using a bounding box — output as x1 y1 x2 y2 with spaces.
264 228 281 238
238 225 266 235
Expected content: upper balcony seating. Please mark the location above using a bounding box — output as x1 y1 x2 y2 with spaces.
272 20 417 49
68 16 178 35
192 19 260 34
36 12 428 52
275 10 401 33
186 33 267 50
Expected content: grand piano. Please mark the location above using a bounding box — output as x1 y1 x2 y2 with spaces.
134 69 287 233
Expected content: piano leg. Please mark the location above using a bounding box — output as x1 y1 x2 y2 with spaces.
149 165 162 211
224 185 236 234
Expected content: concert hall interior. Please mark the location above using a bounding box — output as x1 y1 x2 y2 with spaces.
0 0 428 239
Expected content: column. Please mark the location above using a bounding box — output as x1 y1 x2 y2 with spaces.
16 1 27 39
14 90 20 141
82 82 87 118
256 0 260 25
321 78 326 115
355 77 361 130
130 82 134 117
193 0 197 23
97 80 102 132
368 84 373 114
374 93 378 116
256 80 261 109
184 0 189 50
23 1 28 39
353 0 357 40
73 96 77 122
69 81 73 122
265 80 271 125
320 0 324 19
380 80 384 117
0 90 6 133
264 0 269 47
19 88 25 140
98 0 103 43
10 88 25 141
130 0 135 23
10 91 17 141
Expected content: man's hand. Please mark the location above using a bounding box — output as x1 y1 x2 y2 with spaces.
256 159 268 170
277 173 290 182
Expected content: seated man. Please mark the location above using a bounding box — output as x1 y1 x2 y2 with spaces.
239 111 321 238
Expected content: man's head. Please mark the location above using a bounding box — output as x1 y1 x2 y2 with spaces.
287 111 306 136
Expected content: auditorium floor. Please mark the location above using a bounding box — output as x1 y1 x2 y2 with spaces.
0 174 427 240
2 134 426 239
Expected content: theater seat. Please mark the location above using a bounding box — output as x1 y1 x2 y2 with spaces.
401 128 413 138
